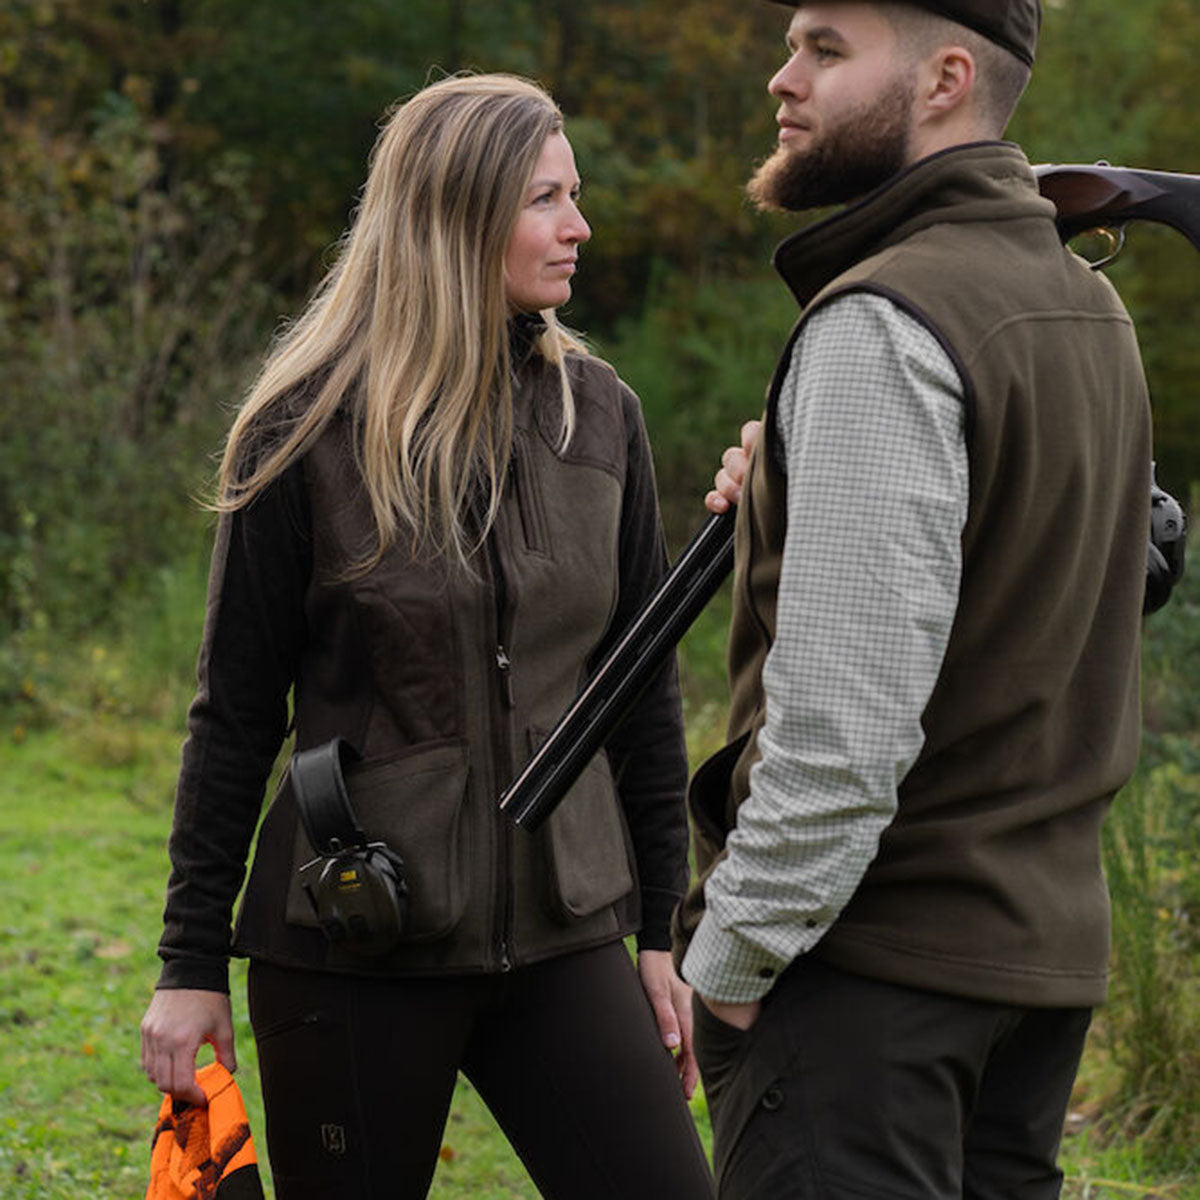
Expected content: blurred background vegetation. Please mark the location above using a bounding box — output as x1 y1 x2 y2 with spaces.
1 0 1198 1192
2 0 1198 642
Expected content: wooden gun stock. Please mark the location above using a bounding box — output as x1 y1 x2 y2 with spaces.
1033 163 1200 253
499 162 1197 834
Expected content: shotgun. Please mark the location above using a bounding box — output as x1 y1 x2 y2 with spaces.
1033 163 1200 256
499 162 1198 833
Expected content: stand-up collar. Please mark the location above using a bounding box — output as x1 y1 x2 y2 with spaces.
773 142 1054 307
508 311 548 366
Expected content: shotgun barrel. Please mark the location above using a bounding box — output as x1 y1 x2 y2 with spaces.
499 509 735 830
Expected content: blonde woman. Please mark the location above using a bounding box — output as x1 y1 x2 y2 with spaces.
140 74 715 1199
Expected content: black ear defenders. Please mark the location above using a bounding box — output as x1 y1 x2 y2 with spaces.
1146 464 1187 615
291 737 409 956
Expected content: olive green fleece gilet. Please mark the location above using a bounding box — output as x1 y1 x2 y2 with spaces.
678 144 1151 1006
233 352 661 977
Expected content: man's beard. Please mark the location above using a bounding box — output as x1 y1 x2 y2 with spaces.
747 75 916 212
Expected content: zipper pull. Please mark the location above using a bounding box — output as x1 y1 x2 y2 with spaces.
496 645 515 708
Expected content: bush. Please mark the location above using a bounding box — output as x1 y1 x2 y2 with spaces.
0 91 268 640
600 270 799 548
1084 487 1200 1167
1099 766 1200 1164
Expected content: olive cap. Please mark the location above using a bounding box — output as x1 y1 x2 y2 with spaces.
764 0 1041 66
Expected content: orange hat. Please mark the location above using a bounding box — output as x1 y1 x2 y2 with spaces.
146 1062 264 1200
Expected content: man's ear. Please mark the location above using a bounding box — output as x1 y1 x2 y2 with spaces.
919 45 976 121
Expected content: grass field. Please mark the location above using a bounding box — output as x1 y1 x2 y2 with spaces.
1 712 1195 1198
0 721 707 1198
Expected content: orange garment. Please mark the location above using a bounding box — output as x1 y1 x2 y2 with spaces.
146 1062 264 1200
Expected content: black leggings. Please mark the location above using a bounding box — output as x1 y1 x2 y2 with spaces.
248 943 714 1199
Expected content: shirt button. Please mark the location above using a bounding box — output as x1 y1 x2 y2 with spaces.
761 1086 784 1112
805 919 818 929
757 966 776 979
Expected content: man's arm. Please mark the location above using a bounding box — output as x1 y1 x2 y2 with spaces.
684 292 969 1008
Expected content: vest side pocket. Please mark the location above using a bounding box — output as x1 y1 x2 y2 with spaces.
530 726 634 922
284 739 471 942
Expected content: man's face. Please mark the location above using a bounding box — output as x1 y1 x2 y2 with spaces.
747 3 917 211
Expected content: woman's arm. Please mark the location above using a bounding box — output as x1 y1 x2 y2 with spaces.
600 384 690 950
143 463 310 1099
596 387 700 1094
157 463 311 992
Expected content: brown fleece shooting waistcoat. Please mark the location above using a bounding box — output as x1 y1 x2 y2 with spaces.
680 144 1151 1006
232 352 654 976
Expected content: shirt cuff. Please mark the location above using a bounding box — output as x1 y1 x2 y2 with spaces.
681 911 790 1003
637 885 684 952
156 955 231 995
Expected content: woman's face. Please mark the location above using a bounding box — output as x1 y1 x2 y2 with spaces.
504 131 591 313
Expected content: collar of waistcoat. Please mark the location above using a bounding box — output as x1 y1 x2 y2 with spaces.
772 141 1054 307
509 311 548 366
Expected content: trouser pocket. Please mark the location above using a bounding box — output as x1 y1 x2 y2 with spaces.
694 983 816 1197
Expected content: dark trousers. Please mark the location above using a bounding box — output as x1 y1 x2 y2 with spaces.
248 942 714 1199
694 957 1091 1200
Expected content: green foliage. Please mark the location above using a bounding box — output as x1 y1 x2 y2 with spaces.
1098 766 1200 1165
4 0 1197 652
1015 0 1200 495
1057 532 1200 1170
0 84 267 637
601 272 799 545
177 0 543 270
112 540 214 727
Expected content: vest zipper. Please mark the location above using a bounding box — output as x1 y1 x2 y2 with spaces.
496 645 515 708
485 522 517 973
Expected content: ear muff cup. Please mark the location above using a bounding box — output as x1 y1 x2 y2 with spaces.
307 843 409 957
1146 469 1186 614
291 737 410 956
1145 542 1175 615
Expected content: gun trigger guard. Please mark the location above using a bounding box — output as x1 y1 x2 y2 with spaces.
1087 224 1127 270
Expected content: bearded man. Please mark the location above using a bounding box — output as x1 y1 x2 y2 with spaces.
672 2 1152 1197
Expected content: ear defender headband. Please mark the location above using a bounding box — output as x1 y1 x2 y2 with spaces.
291 737 409 956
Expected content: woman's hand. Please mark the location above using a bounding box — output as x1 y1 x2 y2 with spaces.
705 419 763 514
637 949 699 1100
140 988 237 1106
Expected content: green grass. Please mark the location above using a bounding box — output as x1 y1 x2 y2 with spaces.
0 722 182 1197
1 652 1197 1196
0 724 716 1198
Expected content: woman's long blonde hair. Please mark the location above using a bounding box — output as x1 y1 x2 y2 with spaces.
217 73 586 566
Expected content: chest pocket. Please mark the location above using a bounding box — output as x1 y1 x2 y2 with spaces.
512 428 551 557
